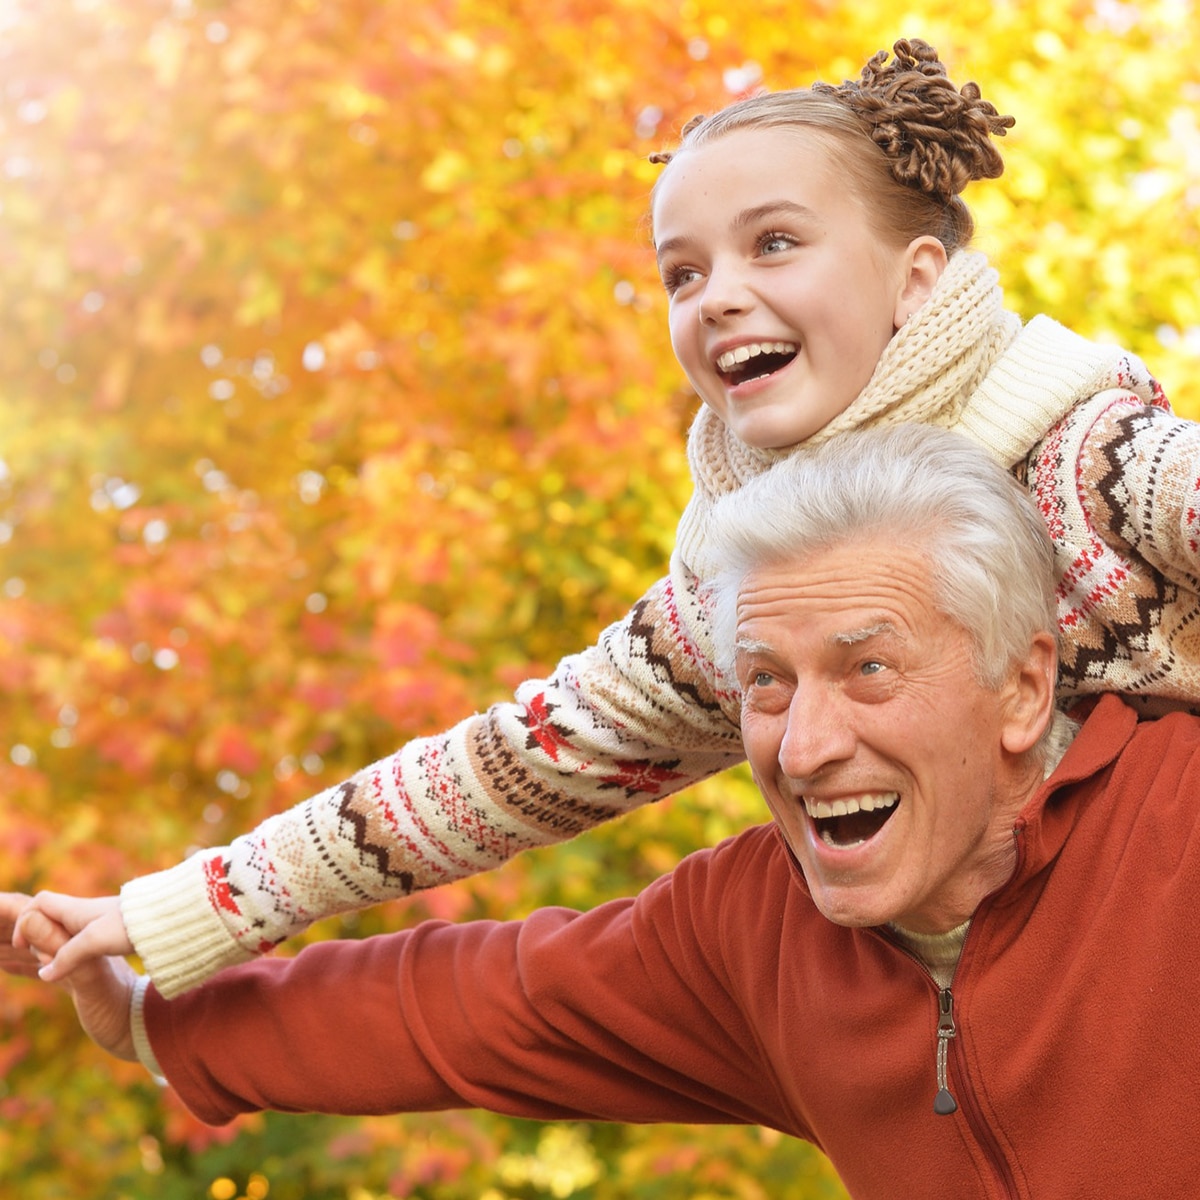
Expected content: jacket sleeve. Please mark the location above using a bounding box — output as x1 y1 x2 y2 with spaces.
141 828 790 1130
121 560 747 999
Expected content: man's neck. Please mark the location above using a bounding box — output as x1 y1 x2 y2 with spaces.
884 709 1080 988
887 920 971 989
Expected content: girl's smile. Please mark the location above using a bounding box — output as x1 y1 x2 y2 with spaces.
652 125 944 450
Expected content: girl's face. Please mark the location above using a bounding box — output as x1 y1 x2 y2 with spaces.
652 125 942 450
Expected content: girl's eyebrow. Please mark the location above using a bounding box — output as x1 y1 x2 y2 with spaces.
654 200 819 263
653 232 695 264
732 200 819 231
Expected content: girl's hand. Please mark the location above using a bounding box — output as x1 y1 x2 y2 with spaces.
14 893 133 982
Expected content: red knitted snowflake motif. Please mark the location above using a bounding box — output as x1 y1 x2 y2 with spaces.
202 854 243 916
519 692 576 763
598 759 686 796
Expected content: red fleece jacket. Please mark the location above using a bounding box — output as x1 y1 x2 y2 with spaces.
146 695 1200 1198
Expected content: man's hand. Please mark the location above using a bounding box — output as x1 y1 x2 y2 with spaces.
11 902 139 1062
0 893 41 978
13 892 132 983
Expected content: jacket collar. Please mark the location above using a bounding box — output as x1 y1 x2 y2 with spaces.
1007 693 1139 883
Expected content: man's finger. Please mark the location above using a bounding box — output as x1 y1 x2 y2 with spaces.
15 907 71 959
0 892 33 941
0 940 44 979
0 895 47 977
28 891 115 936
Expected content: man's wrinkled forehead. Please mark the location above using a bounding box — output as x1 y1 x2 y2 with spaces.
726 542 952 678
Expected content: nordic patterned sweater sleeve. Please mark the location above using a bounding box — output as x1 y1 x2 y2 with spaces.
1028 390 1200 709
121 558 746 999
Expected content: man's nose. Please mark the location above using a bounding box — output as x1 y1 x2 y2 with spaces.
698 258 753 326
778 685 856 782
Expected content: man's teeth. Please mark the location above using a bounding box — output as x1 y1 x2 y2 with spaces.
803 793 898 820
715 341 797 373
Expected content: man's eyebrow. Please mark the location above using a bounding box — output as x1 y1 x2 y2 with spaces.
830 622 897 647
733 636 775 657
654 200 819 263
735 622 899 655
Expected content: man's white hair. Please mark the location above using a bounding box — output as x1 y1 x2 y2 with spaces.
705 424 1058 690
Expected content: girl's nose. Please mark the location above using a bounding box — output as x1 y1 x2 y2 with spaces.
698 260 752 326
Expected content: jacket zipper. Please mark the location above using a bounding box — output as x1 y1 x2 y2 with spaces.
872 924 1022 1197
933 987 958 1115
871 930 962 1117
925 966 1021 1196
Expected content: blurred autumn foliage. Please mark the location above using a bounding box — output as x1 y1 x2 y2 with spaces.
1 1 1199 1197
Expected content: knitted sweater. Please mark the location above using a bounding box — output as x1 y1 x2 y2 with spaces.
142 695 1200 1198
121 253 1200 998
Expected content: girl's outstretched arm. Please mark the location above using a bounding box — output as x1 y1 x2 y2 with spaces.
114 566 744 998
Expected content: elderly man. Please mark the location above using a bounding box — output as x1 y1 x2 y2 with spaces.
9 424 1200 1197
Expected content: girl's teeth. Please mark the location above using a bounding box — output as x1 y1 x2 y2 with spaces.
716 341 796 372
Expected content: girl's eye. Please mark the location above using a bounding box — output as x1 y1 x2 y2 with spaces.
758 232 797 256
661 265 702 295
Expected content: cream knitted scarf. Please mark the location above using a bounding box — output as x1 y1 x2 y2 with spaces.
674 249 1152 579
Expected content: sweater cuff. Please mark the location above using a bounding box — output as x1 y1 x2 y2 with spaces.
120 856 256 1000
129 975 165 1082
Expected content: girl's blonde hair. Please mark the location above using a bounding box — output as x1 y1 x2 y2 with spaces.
651 39 1014 254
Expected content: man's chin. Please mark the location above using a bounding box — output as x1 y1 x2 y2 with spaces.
806 884 898 930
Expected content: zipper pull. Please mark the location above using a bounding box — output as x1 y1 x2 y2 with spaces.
934 987 958 1116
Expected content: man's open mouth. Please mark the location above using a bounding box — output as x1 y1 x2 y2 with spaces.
715 340 798 386
804 792 899 849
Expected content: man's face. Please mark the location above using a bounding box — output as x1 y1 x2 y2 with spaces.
735 536 1034 934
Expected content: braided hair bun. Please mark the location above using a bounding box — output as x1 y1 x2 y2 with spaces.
813 39 1014 202
649 40 1012 252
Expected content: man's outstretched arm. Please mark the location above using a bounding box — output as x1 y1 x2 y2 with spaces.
3 893 138 1062
0 893 41 979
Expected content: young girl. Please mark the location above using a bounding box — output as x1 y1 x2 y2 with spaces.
15 38 1200 996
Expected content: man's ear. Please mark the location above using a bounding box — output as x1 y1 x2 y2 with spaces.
893 237 948 329
1000 631 1059 756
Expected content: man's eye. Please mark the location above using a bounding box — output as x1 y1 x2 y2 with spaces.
859 661 886 675
752 671 776 688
